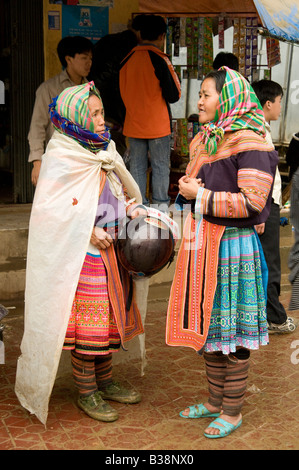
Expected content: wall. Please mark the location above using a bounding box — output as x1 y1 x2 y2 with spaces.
42 0 139 80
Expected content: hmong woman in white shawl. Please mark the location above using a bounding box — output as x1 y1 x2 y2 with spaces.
15 82 146 425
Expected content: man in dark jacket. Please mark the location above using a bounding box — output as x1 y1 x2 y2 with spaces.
90 15 145 156
286 132 299 181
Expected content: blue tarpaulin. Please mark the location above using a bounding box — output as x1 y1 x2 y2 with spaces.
253 0 299 42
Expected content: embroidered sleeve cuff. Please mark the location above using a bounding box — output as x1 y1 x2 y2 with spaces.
195 186 206 214
174 193 192 211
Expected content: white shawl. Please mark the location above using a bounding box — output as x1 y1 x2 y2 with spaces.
15 131 142 425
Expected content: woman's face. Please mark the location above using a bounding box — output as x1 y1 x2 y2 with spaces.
197 78 220 124
88 94 105 135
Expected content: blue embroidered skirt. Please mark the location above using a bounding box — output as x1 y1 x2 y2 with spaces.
204 226 269 355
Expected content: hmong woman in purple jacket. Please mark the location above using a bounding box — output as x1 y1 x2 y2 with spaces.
166 67 278 438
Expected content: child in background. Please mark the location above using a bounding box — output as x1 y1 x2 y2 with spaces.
252 79 296 334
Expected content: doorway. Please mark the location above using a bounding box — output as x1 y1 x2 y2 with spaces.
0 0 44 204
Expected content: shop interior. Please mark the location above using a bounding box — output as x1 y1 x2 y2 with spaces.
0 2 294 204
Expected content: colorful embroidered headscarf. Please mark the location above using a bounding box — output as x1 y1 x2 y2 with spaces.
201 67 266 155
49 81 111 153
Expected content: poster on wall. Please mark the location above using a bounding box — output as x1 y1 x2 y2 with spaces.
61 5 109 42
48 10 61 30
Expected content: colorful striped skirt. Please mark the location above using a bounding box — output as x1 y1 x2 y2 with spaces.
204 226 269 355
63 252 121 355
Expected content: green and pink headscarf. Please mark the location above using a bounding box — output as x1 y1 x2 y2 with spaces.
49 81 111 153
200 67 266 155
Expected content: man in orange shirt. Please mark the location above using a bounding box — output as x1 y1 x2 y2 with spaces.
119 15 181 211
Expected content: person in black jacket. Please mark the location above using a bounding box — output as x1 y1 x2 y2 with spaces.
286 132 299 181
90 15 145 156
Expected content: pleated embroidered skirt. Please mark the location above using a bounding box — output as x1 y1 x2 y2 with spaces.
204 226 269 355
63 252 121 355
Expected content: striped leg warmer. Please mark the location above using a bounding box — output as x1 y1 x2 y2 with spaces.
95 353 113 389
222 349 250 416
71 350 98 397
203 351 228 409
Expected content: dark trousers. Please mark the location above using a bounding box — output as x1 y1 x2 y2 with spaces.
259 201 287 324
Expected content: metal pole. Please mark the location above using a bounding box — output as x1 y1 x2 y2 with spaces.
279 43 294 144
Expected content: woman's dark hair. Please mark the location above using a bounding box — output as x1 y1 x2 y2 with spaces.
204 69 226 93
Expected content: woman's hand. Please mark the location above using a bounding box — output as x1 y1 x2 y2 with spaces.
254 223 265 235
90 227 113 250
178 175 204 200
130 207 148 219
31 160 41 186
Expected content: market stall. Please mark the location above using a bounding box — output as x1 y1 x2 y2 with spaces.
134 0 299 197
131 3 264 196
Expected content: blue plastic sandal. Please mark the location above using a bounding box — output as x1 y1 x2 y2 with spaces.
204 417 242 438
179 403 221 419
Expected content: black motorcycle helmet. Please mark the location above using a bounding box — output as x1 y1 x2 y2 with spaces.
116 210 178 277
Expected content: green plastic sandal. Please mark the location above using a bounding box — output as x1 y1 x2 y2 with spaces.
204 417 242 438
179 403 221 419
